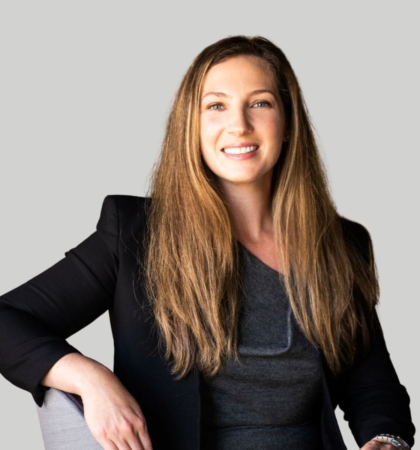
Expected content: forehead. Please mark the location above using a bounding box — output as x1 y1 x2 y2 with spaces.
202 55 277 95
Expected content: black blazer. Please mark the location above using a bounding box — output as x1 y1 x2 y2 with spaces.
0 195 415 449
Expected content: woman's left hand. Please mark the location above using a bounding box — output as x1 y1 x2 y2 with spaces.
360 441 395 449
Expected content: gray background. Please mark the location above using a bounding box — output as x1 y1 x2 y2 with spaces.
0 2 418 448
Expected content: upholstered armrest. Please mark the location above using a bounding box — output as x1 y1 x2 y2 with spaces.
36 388 101 449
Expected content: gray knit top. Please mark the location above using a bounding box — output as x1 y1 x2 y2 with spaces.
200 243 323 450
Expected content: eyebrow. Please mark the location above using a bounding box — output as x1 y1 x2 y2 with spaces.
201 89 276 100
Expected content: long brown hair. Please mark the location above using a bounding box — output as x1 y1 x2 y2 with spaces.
144 35 379 378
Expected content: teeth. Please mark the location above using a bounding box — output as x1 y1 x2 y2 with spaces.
224 146 257 155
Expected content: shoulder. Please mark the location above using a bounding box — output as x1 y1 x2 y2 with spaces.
339 216 373 263
339 216 370 243
99 195 151 227
101 195 151 218
96 195 152 255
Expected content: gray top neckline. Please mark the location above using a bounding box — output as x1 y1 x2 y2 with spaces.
237 240 285 279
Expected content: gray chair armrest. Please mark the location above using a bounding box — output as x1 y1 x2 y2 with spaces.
37 388 102 449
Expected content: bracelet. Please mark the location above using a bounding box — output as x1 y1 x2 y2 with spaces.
372 434 411 449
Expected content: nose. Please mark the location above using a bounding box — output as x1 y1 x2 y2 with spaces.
227 106 253 136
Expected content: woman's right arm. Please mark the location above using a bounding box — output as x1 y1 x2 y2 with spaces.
40 353 153 450
0 196 153 449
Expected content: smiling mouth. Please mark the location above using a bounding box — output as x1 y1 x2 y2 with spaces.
223 145 258 155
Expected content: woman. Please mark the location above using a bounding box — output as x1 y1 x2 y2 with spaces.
0 36 415 450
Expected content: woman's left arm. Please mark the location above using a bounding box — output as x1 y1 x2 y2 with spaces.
333 220 415 448
332 314 415 448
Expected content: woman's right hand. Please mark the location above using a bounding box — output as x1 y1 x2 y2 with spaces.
41 353 153 450
81 367 153 450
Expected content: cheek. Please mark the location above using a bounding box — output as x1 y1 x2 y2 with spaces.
199 144 220 177
200 120 217 167
200 115 224 146
265 116 285 147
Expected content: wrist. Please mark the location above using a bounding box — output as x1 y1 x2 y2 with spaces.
41 353 113 397
76 357 115 397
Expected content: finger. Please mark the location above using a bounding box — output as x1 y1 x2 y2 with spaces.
130 415 153 450
122 438 144 450
90 430 119 450
99 440 119 450
114 437 152 450
107 439 133 450
111 430 146 450
122 427 153 450
96 431 150 450
136 430 153 450
111 419 150 450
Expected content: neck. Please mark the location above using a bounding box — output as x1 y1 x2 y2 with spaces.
219 176 274 243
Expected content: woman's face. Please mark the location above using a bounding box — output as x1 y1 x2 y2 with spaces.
199 55 287 190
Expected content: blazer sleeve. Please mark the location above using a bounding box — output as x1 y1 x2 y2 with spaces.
332 220 415 447
334 318 415 447
0 195 119 407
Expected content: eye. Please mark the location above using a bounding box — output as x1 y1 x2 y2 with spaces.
208 103 224 111
252 101 272 108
